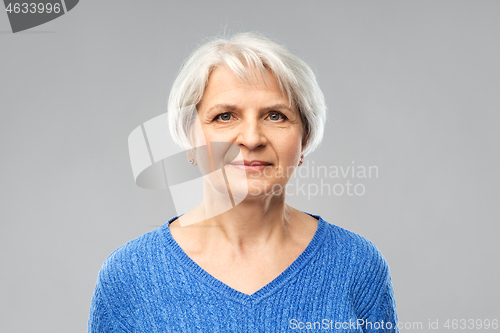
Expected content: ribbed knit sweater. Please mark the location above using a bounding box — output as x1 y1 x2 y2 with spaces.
87 213 398 332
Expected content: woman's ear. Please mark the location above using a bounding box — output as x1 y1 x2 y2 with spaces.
298 155 304 166
301 130 310 152
187 148 197 166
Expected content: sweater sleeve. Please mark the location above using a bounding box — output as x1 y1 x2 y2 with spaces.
87 280 114 333
87 251 138 333
353 241 399 333
360 267 398 332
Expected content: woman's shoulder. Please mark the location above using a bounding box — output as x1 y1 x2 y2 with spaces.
319 215 390 270
97 218 176 281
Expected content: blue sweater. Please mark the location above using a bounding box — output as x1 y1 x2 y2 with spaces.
87 213 398 332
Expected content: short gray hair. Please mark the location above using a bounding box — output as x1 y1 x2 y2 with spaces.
167 32 327 156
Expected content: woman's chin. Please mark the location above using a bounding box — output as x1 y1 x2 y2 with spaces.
238 182 285 200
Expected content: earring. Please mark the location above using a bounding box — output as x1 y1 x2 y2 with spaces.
188 159 194 164
299 156 304 165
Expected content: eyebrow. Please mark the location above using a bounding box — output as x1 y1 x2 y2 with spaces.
207 104 237 113
262 104 293 112
206 103 293 114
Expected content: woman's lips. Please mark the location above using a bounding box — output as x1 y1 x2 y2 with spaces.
228 161 272 172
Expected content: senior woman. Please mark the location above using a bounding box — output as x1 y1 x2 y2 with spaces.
87 32 398 332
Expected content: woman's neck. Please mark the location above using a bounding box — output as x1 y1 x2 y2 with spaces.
176 193 300 253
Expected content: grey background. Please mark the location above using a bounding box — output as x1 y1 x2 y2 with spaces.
1 1 499 332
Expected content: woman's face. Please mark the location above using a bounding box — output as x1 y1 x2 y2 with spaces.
195 65 304 200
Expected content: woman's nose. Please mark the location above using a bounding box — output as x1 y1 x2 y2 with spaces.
234 120 267 150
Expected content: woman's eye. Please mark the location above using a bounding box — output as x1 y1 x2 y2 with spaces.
214 112 233 122
269 112 285 121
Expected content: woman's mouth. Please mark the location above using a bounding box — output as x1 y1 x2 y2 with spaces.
228 160 272 172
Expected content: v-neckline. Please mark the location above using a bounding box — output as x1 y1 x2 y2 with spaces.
160 212 328 305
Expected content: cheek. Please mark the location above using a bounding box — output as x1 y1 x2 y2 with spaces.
275 133 303 161
200 125 227 141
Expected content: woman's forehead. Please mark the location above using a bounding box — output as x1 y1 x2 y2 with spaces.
200 66 292 108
